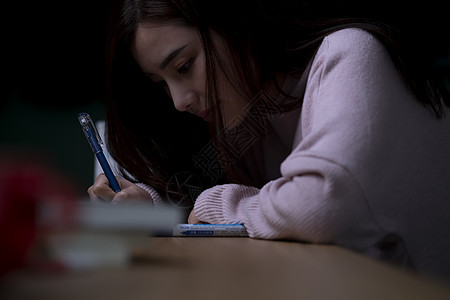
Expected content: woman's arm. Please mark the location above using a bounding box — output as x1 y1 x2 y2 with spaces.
192 155 375 245
191 29 404 248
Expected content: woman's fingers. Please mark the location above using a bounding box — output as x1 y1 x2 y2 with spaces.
87 174 153 204
112 180 153 204
87 173 118 202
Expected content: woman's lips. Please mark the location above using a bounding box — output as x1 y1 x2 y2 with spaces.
197 109 212 121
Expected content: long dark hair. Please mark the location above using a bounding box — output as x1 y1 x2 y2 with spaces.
105 0 449 203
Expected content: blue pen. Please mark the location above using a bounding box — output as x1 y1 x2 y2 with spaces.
78 113 121 193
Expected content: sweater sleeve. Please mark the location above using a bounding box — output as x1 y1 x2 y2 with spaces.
135 183 165 207
194 29 392 247
194 156 371 244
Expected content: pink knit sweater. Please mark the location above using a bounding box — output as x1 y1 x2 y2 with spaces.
145 29 450 279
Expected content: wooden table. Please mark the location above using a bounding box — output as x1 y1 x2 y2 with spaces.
2 237 450 299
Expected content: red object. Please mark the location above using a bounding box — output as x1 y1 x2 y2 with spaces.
0 156 78 277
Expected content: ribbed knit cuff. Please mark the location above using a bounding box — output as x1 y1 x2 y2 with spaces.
194 184 260 224
135 183 164 206
194 185 228 224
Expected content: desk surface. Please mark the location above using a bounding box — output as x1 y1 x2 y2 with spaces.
2 237 450 300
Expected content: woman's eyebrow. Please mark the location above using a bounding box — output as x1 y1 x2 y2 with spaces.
159 45 188 70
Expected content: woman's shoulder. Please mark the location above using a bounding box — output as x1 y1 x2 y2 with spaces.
311 27 391 73
323 27 383 50
317 27 389 61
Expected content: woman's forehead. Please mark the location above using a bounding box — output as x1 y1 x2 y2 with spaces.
131 23 198 69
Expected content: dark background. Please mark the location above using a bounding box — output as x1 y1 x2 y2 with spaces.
2 1 111 196
2 1 450 197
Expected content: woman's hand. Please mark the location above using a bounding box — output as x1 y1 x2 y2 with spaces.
188 209 205 224
87 173 152 204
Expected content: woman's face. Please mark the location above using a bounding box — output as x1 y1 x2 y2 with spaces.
131 23 247 128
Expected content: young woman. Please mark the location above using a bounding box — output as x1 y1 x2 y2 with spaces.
88 0 450 280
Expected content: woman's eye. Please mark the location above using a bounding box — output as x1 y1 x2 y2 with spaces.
177 60 192 74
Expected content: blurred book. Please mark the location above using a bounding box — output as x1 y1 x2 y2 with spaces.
37 201 183 271
39 200 183 233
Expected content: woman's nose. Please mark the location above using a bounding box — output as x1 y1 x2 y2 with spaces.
171 86 198 112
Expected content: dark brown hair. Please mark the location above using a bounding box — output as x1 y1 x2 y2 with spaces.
104 0 449 203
